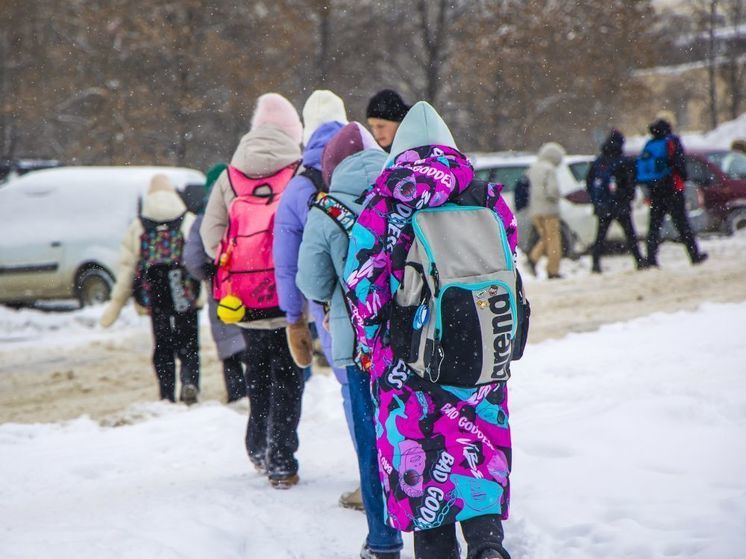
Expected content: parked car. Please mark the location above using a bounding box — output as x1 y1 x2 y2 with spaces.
0 158 62 183
683 150 746 235
0 166 205 307
471 152 649 257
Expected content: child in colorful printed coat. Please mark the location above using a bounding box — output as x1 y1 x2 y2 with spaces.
342 102 518 559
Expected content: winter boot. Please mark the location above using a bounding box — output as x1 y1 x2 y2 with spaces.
179 383 199 406
692 252 709 265
269 472 300 489
339 486 365 511
249 453 267 474
477 549 509 559
360 543 400 559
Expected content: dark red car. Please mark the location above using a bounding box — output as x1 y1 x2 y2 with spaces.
684 150 746 235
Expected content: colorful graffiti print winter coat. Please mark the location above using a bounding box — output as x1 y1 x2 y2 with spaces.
342 125 518 530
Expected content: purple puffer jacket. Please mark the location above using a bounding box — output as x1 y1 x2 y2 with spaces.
342 144 518 532
273 121 345 381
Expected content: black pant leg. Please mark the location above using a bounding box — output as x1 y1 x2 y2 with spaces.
616 210 644 264
462 515 510 559
150 308 176 401
646 192 668 265
414 523 460 559
591 213 613 268
241 329 272 464
173 310 200 388
223 351 247 402
669 190 701 261
266 328 304 476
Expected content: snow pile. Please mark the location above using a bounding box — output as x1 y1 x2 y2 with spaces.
626 112 746 152
1 303 744 558
0 303 149 348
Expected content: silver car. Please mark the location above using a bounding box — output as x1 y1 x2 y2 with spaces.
0 166 205 307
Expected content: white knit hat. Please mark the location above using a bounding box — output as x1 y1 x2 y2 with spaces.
302 90 348 145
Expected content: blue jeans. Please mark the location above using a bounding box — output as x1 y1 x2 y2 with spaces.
347 365 403 553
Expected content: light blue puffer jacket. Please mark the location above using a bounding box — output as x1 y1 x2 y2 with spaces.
296 149 387 367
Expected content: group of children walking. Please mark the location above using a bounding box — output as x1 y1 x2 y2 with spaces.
100 87 533 559
96 84 712 558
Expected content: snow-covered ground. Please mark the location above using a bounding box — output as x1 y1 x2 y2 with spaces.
1 302 744 559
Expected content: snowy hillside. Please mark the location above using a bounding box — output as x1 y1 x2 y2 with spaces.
1 303 744 559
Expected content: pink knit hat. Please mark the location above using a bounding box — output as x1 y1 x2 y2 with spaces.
250 93 303 145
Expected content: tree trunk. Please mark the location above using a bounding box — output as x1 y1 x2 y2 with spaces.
708 0 719 129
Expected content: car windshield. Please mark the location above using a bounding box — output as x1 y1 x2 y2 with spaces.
569 161 591 182
705 151 746 179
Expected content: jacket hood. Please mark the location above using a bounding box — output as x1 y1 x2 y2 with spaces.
303 121 345 171
537 142 566 166
329 149 387 198
384 101 457 167
302 90 348 146
649 119 672 139
321 122 381 185
230 126 301 178
602 129 625 156
141 188 187 222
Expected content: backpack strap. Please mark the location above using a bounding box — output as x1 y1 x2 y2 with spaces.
310 192 357 236
300 167 325 193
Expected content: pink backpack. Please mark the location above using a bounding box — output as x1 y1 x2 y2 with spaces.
213 164 297 322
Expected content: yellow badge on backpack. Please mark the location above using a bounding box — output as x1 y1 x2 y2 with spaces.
217 295 245 324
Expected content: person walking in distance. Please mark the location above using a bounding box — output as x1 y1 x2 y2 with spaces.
200 93 305 488
636 115 707 267
586 129 646 273
101 174 204 404
526 142 566 279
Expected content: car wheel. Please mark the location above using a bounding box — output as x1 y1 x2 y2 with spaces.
726 208 746 236
76 266 113 306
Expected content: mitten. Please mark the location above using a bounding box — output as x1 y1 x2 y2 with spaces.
286 319 314 368
100 301 123 327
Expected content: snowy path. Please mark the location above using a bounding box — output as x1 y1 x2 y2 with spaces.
1 303 744 559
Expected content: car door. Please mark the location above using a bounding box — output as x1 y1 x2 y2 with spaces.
0 181 67 301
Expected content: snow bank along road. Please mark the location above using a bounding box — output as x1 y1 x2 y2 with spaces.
1 300 744 558
1 234 745 425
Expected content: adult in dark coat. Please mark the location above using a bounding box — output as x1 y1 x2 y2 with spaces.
586 129 645 273
640 119 707 267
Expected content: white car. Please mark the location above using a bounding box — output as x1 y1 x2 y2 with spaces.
0 166 205 306
470 152 649 257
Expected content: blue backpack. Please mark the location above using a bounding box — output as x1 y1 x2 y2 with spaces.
636 138 671 183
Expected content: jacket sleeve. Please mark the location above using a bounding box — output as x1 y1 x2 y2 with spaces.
544 166 560 203
296 209 337 304
108 220 141 307
200 172 230 259
273 178 310 324
184 215 209 281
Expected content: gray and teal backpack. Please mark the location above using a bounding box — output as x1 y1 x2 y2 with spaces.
390 183 529 386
